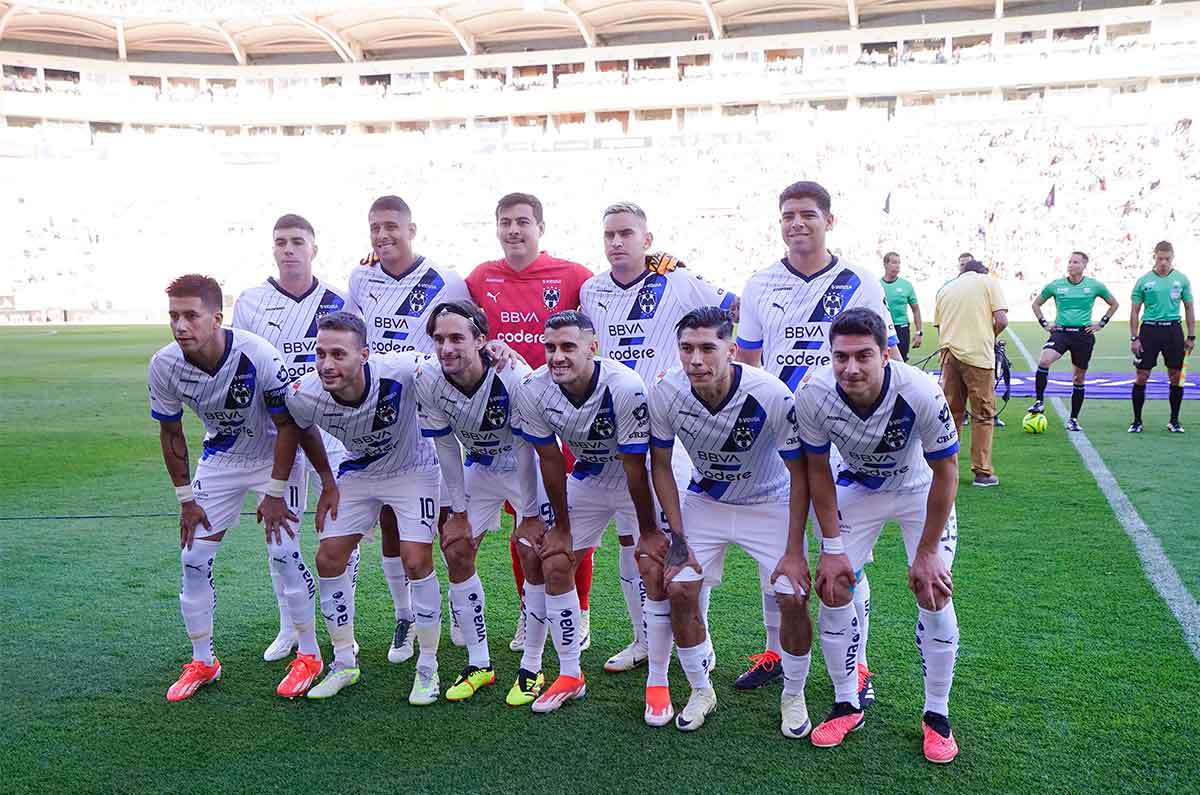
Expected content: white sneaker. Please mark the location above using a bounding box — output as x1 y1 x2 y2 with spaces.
579 609 591 652
450 605 465 648
263 629 298 662
305 663 360 700
388 618 415 664
409 666 440 706
509 612 526 652
675 687 717 732
780 692 811 739
604 641 648 673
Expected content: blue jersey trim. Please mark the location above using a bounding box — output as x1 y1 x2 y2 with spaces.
151 409 184 422
735 336 763 350
650 435 675 448
421 426 453 438
800 440 831 454
520 429 557 447
924 441 960 461
720 293 736 311
778 448 803 460
617 442 650 455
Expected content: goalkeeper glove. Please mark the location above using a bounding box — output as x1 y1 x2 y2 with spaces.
645 252 684 274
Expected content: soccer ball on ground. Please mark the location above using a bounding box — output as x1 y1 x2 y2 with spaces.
1022 412 1048 434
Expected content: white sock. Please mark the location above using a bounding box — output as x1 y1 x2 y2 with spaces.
699 584 712 631
520 583 549 673
819 601 861 707
545 589 582 678
381 555 413 622
618 543 647 647
269 535 319 657
644 598 673 688
780 650 811 697
917 600 959 717
677 637 714 690
854 570 871 670
319 569 355 668
762 591 782 656
450 575 489 668
348 545 361 597
409 571 442 670
266 542 290 634
180 538 220 665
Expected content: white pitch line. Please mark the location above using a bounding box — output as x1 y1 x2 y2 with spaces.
1006 329 1200 660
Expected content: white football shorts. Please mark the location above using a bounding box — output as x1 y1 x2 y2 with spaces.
190 455 307 539
322 467 441 544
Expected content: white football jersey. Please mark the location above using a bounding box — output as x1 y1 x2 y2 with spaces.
148 328 290 464
737 256 898 393
795 361 959 493
285 352 437 478
580 269 735 381
349 257 470 356
232 277 358 382
414 355 532 472
648 364 802 505
515 358 650 489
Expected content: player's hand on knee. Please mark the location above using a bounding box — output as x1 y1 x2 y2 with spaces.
815 552 855 606
439 511 474 553
514 515 546 551
258 495 298 545
537 525 574 565
909 550 953 610
663 531 701 584
179 502 212 550
315 484 339 534
770 551 811 607
482 340 527 372
636 530 668 568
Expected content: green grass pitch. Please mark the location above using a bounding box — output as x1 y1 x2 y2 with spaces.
1 323 1196 794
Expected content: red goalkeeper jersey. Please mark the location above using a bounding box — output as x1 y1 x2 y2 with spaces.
465 252 594 368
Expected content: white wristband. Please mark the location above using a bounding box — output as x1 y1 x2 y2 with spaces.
265 478 288 499
175 484 195 504
821 536 845 555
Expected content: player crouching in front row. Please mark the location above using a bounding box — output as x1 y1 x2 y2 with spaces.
261 311 446 703
790 307 962 763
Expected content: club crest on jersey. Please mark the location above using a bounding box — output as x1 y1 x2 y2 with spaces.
721 397 766 453
481 377 510 432
543 286 561 309
637 286 658 315
224 354 257 410
821 291 843 319
373 378 403 431
588 388 616 440
873 396 916 453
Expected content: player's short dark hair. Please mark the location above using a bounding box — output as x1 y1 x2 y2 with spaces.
545 309 594 334
273 214 315 237
369 195 412 217
958 252 974 261
1070 250 1089 264
829 307 887 350
675 306 733 340
165 274 222 313
426 300 489 338
1154 240 1174 254
883 251 900 264
496 192 544 224
317 311 367 348
961 259 988 274
778 180 832 214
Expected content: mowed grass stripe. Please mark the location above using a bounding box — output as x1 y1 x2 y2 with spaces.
0 325 1196 795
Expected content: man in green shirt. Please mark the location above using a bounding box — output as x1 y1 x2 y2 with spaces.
1028 251 1119 430
1129 240 1195 433
881 251 923 360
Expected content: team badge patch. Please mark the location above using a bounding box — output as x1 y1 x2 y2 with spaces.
543 286 561 309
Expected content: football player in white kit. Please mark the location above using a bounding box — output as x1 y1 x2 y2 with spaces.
413 300 544 705
734 180 899 700
786 308 961 763
648 306 815 735
349 195 471 665
232 213 361 664
579 202 737 676
512 310 658 714
261 312 445 704
150 275 334 702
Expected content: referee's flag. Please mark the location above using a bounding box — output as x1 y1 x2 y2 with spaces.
1044 184 1056 208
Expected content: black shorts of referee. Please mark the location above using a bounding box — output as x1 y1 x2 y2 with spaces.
1042 326 1097 370
896 325 911 361
1135 320 1186 370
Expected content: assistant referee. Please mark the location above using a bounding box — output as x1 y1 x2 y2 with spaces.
1129 240 1195 433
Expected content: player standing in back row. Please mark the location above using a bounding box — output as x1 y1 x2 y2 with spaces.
880 251 922 361
349 195 470 664
734 180 898 699
233 213 359 663
579 201 737 677
1128 240 1194 433
465 192 597 654
1027 251 1119 430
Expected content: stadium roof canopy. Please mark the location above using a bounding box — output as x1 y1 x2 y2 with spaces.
0 0 1055 64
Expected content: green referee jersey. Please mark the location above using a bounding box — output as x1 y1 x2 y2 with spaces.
881 276 918 327
1132 269 1193 322
1038 276 1112 327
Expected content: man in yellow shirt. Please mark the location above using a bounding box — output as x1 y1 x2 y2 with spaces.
934 260 1009 487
